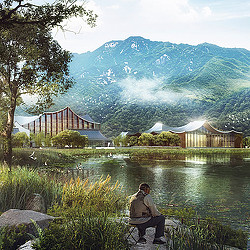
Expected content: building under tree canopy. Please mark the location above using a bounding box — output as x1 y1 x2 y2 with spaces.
135 121 243 148
14 107 110 146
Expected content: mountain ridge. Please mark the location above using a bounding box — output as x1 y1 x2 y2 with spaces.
32 36 250 136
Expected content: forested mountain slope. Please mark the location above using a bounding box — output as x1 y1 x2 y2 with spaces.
43 37 250 136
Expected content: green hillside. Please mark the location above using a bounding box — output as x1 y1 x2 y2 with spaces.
34 37 250 137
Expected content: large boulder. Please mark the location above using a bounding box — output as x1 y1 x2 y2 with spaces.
0 209 55 235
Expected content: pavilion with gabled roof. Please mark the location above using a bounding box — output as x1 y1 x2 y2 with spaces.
14 107 110 146
125 120 243 148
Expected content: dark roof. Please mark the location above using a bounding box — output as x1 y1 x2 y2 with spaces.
82 114 96 123
74 129 111 141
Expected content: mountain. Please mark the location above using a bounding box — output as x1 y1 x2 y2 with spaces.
51 36 250 137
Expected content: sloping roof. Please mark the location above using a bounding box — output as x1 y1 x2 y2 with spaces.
15 107 99 126
74 129 111 141
145 121 242 134
82 114 95 123
13 121 31 136
14 115 40 126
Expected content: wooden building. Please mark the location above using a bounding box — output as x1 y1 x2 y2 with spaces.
144 120 243 148
14 107 110 146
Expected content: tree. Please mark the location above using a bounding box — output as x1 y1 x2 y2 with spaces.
0 0 97 29
12 132 29 147
0 0 97 168
138 133 155 146
156 132 180 146
34 132 45 148
129 136 139 146
52 130 88 148
243 137 250 148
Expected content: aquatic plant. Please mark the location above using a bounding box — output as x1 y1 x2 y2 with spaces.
32 211 129 250
0 165 62 212
60 175 127 215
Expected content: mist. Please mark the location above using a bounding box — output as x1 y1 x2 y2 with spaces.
118 77 193 104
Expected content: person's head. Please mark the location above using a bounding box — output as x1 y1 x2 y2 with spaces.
139 183 150 194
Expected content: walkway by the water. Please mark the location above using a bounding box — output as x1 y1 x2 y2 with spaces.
128 219 176 250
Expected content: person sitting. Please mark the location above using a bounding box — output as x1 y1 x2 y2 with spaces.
129 183 166 244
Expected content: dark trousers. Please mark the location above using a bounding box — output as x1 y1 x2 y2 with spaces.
137 215 165 239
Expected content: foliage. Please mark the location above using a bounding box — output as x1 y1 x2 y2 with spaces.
33 176 129 249
58 175 127 215
52 130 88 148
162 207 248 249
12 132 29 148
243 136 250 147
44 134 52 147
0 165 62 212
138 133 155 146
0 0 97 29
128 136 138 146
167 224 218 250
32 212 129 250
33 133 45 148
0 225 30 250
156 131 180 146
0 0 97 167
113 134 129 147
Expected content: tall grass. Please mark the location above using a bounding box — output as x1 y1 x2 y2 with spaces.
162 207 248 249
168 225 219 250
0 165 62 212
36 176 129 249
59 175 127 215
32 211 129 250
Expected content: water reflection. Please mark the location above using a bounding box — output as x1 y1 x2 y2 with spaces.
47 154 249 233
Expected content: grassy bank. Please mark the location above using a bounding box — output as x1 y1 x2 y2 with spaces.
0 166 129 249
0 166 62 212
0 147 249 168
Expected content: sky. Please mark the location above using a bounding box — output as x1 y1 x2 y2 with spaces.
42 0 250 53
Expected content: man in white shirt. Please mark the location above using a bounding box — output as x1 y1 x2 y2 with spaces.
129 183 166 244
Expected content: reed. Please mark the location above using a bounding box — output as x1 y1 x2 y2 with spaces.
60 175 127 215
32 211 129 250
0 165 62 212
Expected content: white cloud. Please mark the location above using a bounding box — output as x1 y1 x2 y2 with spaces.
138 0 211 24
118 77 190 104
202 7 212 18
49 0 250 53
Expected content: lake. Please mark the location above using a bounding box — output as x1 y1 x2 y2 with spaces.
63 153 249 233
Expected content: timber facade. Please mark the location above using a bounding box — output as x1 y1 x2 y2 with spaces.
142 121 242 148
14 107 110 146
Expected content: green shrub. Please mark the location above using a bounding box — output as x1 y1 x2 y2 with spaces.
12 132 29 148
162 207 248 249
59 175 127 215
32 212 129 250
34 176 129 250
0 225 30 250
52 130 88 148
168 224 218 250
0 166 62 212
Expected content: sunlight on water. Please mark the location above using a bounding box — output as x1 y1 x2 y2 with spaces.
62 154 250 233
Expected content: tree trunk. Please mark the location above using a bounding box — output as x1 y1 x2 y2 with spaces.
3 86 17 170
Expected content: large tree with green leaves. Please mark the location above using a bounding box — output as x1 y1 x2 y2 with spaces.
0 0 97 168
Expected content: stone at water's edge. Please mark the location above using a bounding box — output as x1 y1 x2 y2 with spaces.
25 193 46 213
0 209 55 235
18 240 35 250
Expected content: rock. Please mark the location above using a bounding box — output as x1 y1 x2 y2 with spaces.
25 193 46 213
0 209 55 235
18 240 35 250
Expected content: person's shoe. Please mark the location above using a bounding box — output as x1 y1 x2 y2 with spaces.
137 237 146 244
153 238 166 244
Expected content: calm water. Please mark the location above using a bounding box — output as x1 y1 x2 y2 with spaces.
63 154 250 232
